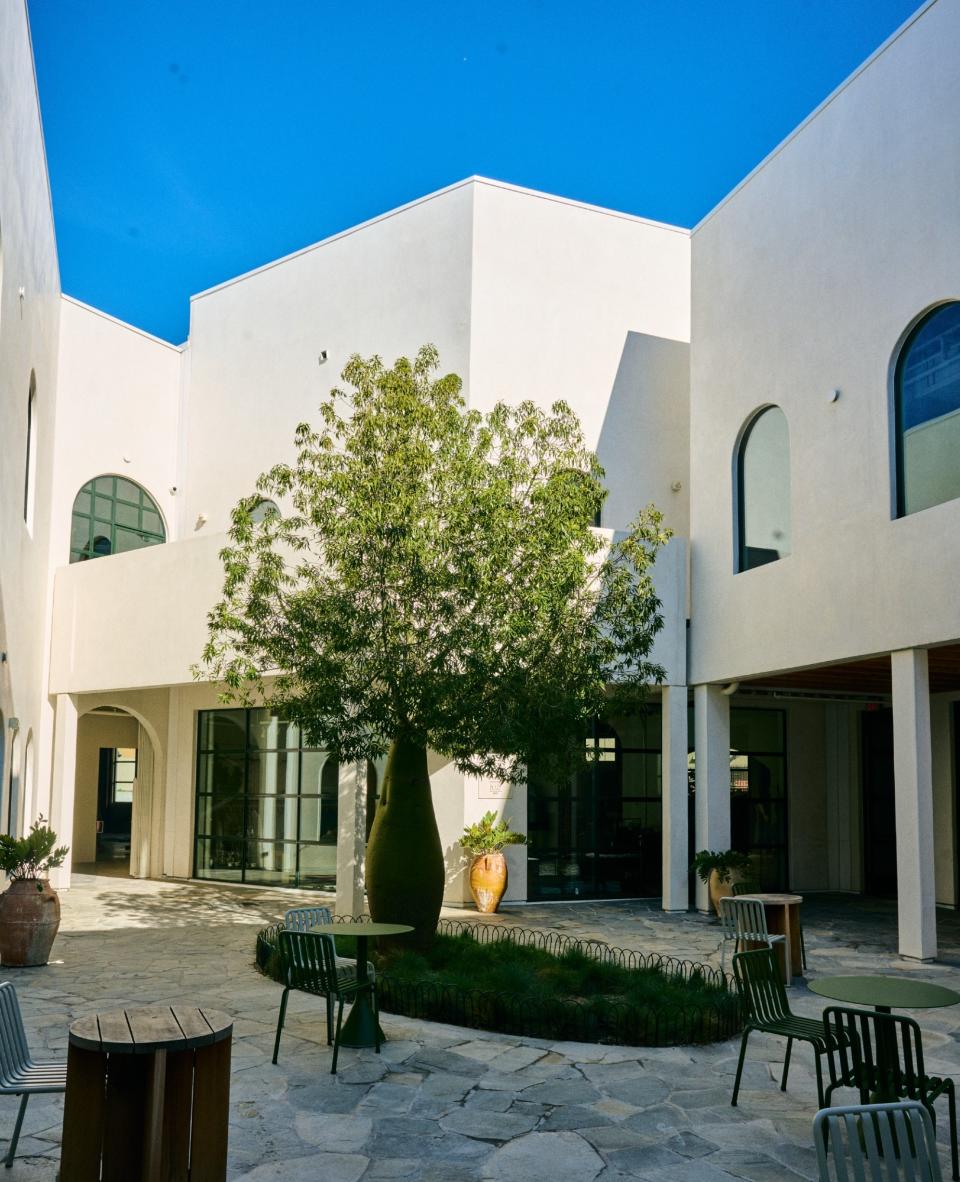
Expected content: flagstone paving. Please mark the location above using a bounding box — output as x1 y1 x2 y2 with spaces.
2 872 960 1179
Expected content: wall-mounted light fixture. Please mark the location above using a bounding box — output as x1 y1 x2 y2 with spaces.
195 513 208 530
828 388 841 403
318 350 328 365
670 480 683 493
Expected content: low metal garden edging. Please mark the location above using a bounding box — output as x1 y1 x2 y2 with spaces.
255 916 743 1047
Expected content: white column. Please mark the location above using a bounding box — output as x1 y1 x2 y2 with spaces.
661 685 689 911
49 694 78 890
335 760 367 917
694 684 731 913
891 648 937 961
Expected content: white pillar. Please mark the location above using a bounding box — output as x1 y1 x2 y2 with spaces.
694 684 731 913
891 648 937 961
49 694 78 890
335 760 367 917
661 685 689 911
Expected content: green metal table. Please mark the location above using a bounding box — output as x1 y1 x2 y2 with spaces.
309 921 412 1049
808 975 960 1108
808 976 960 1015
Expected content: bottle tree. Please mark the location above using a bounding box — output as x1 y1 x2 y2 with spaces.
199 346 669 943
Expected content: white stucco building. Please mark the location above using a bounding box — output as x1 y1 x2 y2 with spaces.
2 0 958 959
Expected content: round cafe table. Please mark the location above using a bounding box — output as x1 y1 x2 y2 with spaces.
310 921 412 1048
808 975 960 1014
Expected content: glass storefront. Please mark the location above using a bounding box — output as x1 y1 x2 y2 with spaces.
729 707 788 889
194 707 338 888
527 709 663 900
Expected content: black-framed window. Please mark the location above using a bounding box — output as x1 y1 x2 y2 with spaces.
895 302 960 517
729 707 787 890
70 475 165 563
527 709 662 901
736 406 791 572
194 707 339 888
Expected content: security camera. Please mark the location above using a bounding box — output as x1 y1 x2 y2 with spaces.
318 350 328 364
170 486 178 495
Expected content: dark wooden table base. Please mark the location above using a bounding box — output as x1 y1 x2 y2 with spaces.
60 1005 232 1182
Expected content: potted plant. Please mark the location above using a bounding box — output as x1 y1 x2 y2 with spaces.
692 848 752 916
0 817 69 966
460 812 527 914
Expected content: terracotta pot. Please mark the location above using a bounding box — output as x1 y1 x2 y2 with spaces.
0 879 61 966
708 868 747 916
469 852 508 914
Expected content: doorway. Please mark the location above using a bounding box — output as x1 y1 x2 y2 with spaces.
862 707 896 896
96 746 136 864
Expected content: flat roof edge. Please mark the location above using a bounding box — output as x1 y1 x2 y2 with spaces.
60 294 185 351
693 0 941 234
190 175 690 304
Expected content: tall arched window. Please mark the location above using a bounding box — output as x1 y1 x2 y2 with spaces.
250 498 280 523
736 406 792 572
23 373 37 529
70 475 166 563
895 302 960 517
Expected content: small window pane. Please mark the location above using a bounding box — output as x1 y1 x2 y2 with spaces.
897 303 960 515
244 842 298 885
94 495 114 521
738 407 791 572
246 795 299 842
94 476 115 495
115 526 146 552
199 710 246 751
195 838 243 880
731 708 785 753
115 477 143 503
115 501 140 528
249 709 300 752
73 488 92 515
141 509 163 535
197 752 246 797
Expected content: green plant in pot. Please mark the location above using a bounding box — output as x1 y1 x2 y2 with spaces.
692 849 753 916
0 817 69 966
460 812 527 914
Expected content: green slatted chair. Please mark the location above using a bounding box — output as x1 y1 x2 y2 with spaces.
733 880 807 970
732 948 842 1107
272 929 380 1074
823 1006 958 1180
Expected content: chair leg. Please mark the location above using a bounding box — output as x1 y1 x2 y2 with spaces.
272 988 290 1065
371 985 381 1055
947 1083 958 1180
800 922 807 971
732 1029 751 1106
780 1037 793 1092
5 1094 29 1168
331 997 346 1075
813 1047 825 1108
326 993 334 1046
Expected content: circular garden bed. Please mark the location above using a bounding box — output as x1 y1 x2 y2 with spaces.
256 917 742 1047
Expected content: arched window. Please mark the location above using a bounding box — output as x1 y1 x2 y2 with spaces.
23 373 37 528
895 302 960 517
70 475 165 563
250 498 280 523
736 406 791 572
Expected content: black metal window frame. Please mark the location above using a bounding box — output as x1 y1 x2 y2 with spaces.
193 707 339 889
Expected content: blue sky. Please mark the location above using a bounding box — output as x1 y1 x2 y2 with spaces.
30 0 920 344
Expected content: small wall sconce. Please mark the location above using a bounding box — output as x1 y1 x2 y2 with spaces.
828 388 841 403
318 350 328 365
195 513 208 530
670 480 683 493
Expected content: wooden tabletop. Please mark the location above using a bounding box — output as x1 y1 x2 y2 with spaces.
808 976 960 1010
737 893 803 905
307 922 414 937
69 1005 233 1053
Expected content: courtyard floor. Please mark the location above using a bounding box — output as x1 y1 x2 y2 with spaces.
3 874 960 1180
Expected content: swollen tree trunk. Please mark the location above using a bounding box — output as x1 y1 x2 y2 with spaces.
365 736 445 946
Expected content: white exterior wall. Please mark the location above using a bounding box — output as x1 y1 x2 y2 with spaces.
51 298 182 566
180 182 475 533
689 0 960 686
470 181 691 535
0 0 61 837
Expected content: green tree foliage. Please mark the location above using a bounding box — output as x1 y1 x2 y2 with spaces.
200 346 670 941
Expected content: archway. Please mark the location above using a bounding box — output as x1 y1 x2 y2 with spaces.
73 705 162 880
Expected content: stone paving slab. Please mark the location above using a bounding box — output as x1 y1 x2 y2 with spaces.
1 873 959 1179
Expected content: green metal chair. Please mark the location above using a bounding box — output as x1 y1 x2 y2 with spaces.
272 929 380 1074
733 880 807 970
823 1006 958 1180
814 1101 944 1181
732 948 842 1107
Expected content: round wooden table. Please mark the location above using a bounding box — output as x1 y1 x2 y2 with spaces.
738 892 803 982
311 921 412 1048
60 1004 233 1181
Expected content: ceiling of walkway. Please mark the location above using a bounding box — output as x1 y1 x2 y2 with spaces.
741 642 960 696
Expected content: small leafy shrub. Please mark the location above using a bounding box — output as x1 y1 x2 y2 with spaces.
0 817 69 887
460 812 527 856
